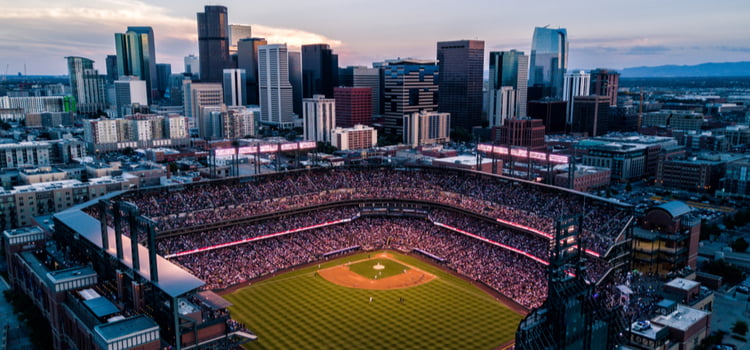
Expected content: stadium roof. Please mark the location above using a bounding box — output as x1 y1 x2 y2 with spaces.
656 201 691 218
53 210 204 298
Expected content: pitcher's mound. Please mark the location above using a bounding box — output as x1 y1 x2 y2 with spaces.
318 253 435 290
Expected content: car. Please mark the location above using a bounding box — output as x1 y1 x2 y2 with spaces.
737 285 750 294
633 320 651 331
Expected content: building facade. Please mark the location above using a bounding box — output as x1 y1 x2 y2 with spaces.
382 59 439 136
436 40 484 130
303 95 336 143
301 44 338 98
563 70 591 124
403 111 451 147
488 50 529 127
66 56 107 114
258 44 296 128
183 81 222 130
571 95 611 137
589 69 620 107
334 87 371 128
236 38 268 106
114 26 157 103
331 124 377 150
223 68 247 106
528 27 568 100
338 66 381 115
197 5 231 82
114 77 148 118
493 118 546 151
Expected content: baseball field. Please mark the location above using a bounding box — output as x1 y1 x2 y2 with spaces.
224 251 524 349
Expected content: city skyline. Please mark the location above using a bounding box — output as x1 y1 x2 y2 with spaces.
1 0 749 75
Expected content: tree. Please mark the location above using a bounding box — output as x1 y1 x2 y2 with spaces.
703 259 745 285
732 320 748 336
730 238 749 253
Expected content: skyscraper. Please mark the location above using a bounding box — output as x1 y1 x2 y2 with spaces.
563 70 590 124
156 63 172 100
114 26 158 103
223 68 247 106
334 87 372 128
529 27 568 100
571 95 610 137
302 44 338 98
288 51 303 116
258 44 296 128
229 24 252 55
436 40 484 131
66 56 107 115
488 50 529 127
382 59 439 136
237 38 267 105
197 5 231 83
105 55 118 84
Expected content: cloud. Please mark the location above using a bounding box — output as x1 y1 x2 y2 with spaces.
0 1 346 74
624 45 671 55
251 24 342 50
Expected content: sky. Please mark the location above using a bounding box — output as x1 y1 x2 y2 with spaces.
1 0 749 76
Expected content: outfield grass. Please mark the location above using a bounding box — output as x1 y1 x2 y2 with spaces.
348 257 410 279
225 251 523 350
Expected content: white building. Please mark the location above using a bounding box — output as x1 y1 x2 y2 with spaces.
403 111 451 147
258 44 296 128
223 68 247 106
563 70 591 124
488 86 516 128
303 95 335 143
331 124 377 150
114 77 148 117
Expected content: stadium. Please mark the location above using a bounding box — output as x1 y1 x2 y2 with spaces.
24 165 632 349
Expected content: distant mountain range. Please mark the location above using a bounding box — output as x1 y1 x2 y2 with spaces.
620 61 750 78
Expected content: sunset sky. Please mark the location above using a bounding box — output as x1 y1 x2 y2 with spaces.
1 0 749 75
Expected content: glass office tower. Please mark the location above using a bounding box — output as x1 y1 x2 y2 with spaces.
529 27 568 100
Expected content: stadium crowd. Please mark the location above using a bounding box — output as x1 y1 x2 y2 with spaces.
111 167 631 256
172 216 549 309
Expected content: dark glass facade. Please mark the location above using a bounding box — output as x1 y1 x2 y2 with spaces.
237 38 268 106
437 40 484 130
114 26 157 103
197 5 231 83
302 44 338 98
529 27 568 99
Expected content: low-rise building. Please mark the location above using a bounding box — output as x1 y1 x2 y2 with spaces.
331 124 377 150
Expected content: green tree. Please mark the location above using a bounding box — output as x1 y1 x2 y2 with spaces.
732 320 748 336
703 260 746 285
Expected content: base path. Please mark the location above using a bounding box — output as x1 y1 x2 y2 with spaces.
318 252 436 290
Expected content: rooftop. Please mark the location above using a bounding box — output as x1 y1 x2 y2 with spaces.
665 278 700 291
53 210 204 297
46 265 97 285
94 315 158 343
656 201 692 218
651 304 709 332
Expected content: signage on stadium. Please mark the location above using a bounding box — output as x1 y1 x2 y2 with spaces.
494 146 509 155
298 141 316 150
238 146 257 155
529 152 547 161
477 144 493 153
214 148 236 157
510 148 528 158
280 143 299 151
548 154 569 164
259 144 278 153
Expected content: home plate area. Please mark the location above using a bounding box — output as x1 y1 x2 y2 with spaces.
319 252 435 290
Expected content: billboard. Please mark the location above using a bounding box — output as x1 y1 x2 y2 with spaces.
280 143 299 151
214 148 236 157
298 141 316 150
238 146 258 155
259 144 278 153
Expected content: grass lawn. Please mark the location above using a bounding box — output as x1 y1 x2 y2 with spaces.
224 251 523 350
347 257 410 279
